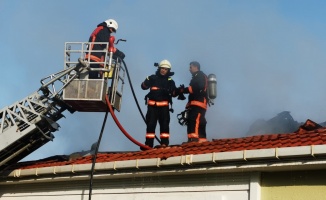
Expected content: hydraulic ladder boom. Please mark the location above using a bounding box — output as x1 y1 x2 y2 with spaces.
0 41 126 171
0 67 77 170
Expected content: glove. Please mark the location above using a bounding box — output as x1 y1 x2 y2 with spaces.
113 49 125 59
178 84 185 94
178 93 186 100
177 84 186 100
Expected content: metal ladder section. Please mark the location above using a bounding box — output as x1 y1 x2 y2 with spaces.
0 53 82 171
0 91 70 171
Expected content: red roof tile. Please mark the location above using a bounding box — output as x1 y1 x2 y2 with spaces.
12 120 326 170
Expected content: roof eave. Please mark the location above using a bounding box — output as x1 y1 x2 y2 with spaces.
1 144 326 185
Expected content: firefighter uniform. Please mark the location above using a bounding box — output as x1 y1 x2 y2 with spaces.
141 62 177 148
183 70 208 142
86 19 124 79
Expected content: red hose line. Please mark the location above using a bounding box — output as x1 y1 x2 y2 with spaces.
105 95 152 150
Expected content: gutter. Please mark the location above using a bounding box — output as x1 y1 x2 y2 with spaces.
2 144 326 184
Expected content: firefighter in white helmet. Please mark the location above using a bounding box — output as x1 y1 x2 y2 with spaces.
86 18 125 79
141 59 179 149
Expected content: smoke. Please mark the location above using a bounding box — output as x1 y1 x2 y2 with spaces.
1 1 326 161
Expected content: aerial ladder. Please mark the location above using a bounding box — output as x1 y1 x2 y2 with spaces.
0 39 126 171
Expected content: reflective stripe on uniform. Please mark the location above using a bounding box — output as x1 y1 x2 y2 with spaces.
188 113 201 138
146 133 155 139
188 86 193 94
148 100 169 106
188 133 199 139
199 138 207 142
89 26 104 50
187 99 207 109
151 87 160 90
188 113 201 139
195 113 201 137
86 26 105 64
160 133 170 138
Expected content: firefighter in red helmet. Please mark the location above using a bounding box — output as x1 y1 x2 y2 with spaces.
141 60 178 149
86 19 125 79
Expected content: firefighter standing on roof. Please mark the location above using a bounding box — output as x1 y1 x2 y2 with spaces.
178 61 208 143
141 60 178 148
86 19 125 79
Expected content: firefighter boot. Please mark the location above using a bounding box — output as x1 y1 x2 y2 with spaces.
160 138 169 147
145 139 154 148
140 139 154 151
182 138 199 145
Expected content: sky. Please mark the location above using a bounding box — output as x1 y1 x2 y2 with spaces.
1 0 326 161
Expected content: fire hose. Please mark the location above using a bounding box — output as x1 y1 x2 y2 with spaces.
122 59 162 144
88 95 151 200
88 56 152 200
105 95 151 150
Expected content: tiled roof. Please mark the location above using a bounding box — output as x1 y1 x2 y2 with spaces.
12 119 326 170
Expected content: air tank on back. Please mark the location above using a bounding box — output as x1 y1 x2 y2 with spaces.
207 74 217 101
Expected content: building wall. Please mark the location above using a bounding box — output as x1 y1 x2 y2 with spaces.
261 170 326 200
0 172 251 200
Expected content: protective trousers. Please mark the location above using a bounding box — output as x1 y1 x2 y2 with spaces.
89 62 101 79
145 105 170 147
88 56 104 79
187 106 207 142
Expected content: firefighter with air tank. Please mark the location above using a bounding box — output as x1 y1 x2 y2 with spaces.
177 61 217 143
141 59 217 149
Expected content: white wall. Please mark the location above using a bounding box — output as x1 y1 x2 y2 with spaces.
0 172 253 200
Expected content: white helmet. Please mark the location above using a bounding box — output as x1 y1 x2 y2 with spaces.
104 19 118 32
159 59 171 69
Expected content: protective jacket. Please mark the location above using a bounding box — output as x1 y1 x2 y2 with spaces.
142 70 177 103
86 22 124 79
87 22 111 61
184 70 208 110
